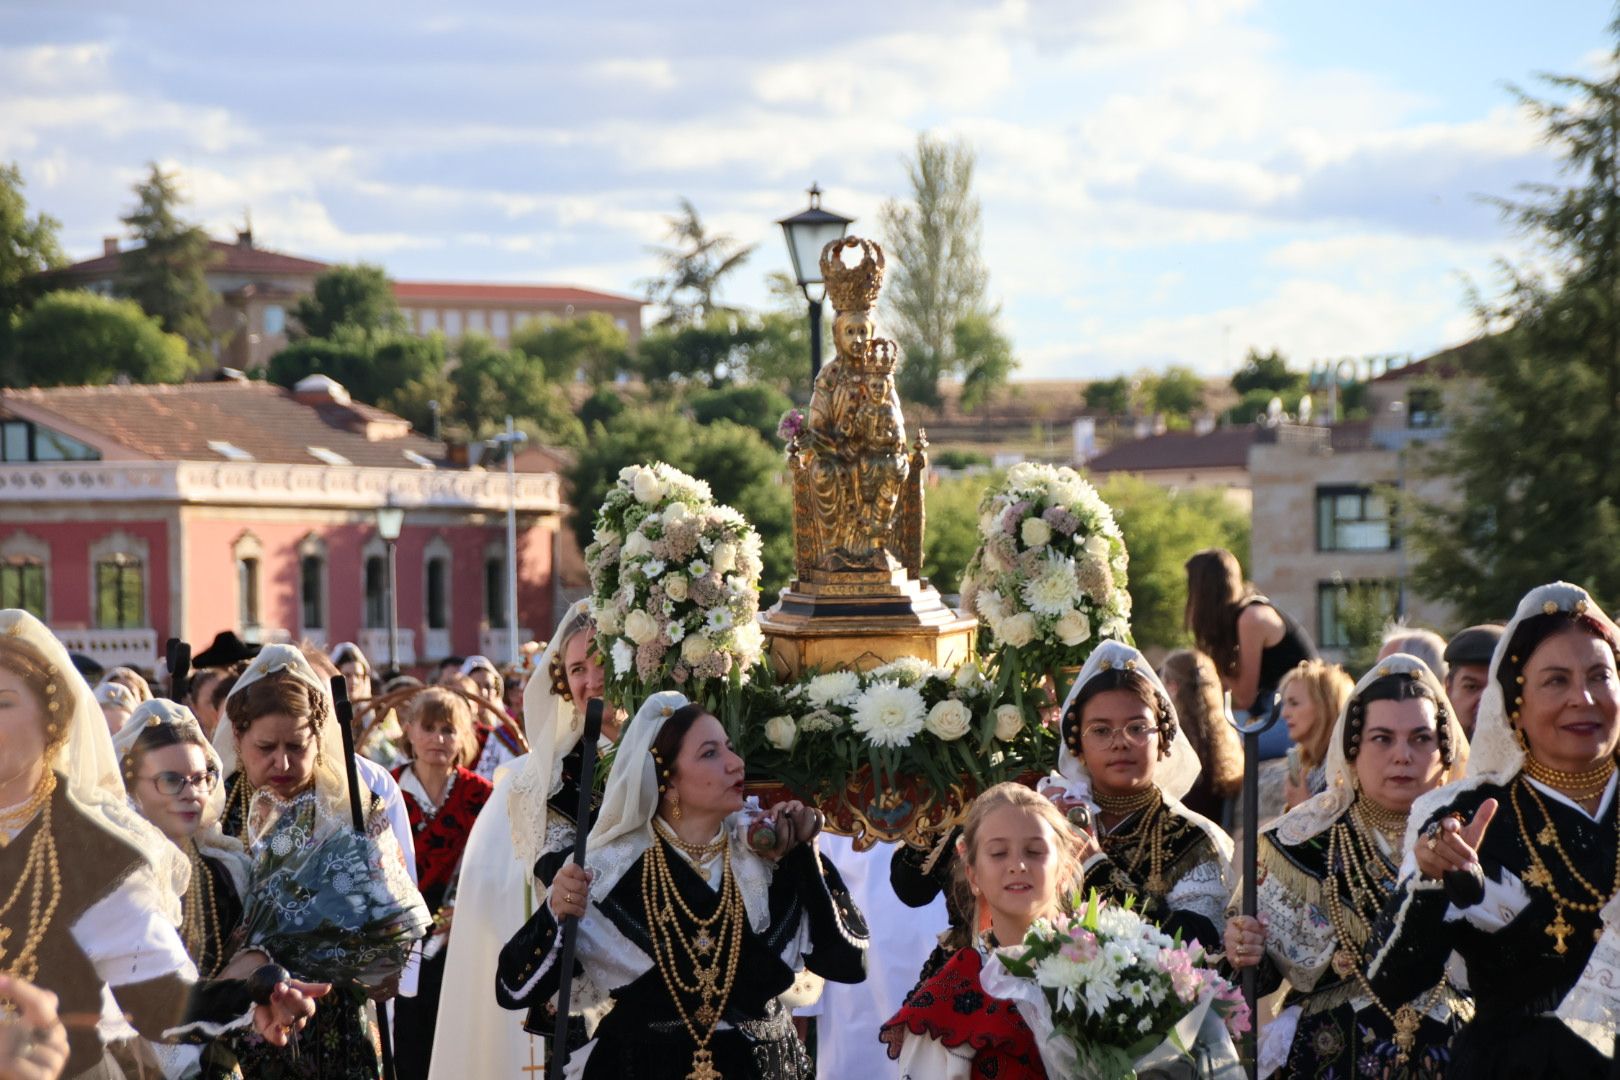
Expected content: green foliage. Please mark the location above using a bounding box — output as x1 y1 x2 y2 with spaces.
510 311 630 384
4 291 195 387
634 310 806 390
922 472 992 597
933 447 992 470
446 334 584 446
266 328 443 406
1094 473 1250 652
686 383 794 442
1409 36 1620 620
567 407 793 594
1230 348 1303 397
1084 376 1132 417
1140 365 1205 419
0 163 65 330
118 163 218 354
880 134 1014 408
290 264 404 340
641 199 754 327
578 386 627 429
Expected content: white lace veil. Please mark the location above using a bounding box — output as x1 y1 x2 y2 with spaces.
113 698 250 895
586 690 688 898
0 609 188 921
213 643 353 842
1275 652 1470 847
507 600 592 869
1055 641 1204 802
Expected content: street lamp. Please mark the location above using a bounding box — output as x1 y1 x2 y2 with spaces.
375 501 405 676
777 183 853 383
487 416 529 667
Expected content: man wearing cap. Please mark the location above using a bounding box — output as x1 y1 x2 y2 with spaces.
1442 623 1503 738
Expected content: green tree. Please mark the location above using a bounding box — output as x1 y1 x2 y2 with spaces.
578 386 628 429
880 134 1015 408
1230 348 1301 397
0 163 65 329
686 383 794 442
119 164 217 354
1142 365 1205 420
633 311 805 390
266 329 442 406
447 334 584 447
1410 31 1620 619
510 311 631 384
4 291 195 387
922 472 992 597
567 407 794 592
641 199 754 327
290 263 405 340
381 368 458 436
1085 376 1133 417
1094 473 1250 652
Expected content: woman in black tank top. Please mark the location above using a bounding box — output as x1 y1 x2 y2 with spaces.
1184 549 1318 716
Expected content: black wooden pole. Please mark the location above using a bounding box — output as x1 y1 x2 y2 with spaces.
1229 692 1278 1080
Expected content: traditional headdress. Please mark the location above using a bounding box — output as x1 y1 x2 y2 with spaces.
506 600 594 869
1054 641 1201 802
113 698 249 895
1275 652 1470 847
214 643 353 842
0 609 188 921
460 655 501 682
330 641 370 672
95 680 139 713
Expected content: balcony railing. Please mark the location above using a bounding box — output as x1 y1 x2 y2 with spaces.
359 628 417 669
54 627 160 671
479 627 534 664
423 628 452 664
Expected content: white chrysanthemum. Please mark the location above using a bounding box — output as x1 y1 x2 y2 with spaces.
666 620 687 644
997 612 1038 648
611 639 634 676
850 681 927 748
924 699 973 741
689 559 710 578
806 671 861 708
1022 554 1083 615
1021 517 1052 548
975 589 1008 622
731 619 764 660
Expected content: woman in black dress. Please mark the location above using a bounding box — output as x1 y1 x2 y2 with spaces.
497 690 869 1079
1368 582 1620 1076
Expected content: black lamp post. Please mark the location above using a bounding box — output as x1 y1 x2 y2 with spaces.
777 183 853 384
376 501 405 676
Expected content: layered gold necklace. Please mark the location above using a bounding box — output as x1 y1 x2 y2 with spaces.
642 827 745 1080
1511 774 1620 955
1099 786 1170 895
1523 753 1616 805
181 840 225 976
655 817 726 874
229 774 257 844
0 770 62 992
1325 803 1441 1065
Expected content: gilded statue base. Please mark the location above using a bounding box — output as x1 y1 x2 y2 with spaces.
759 575 978 680
745 773 969 852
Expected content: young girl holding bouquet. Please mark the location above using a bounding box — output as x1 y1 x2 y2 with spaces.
880 782 1090 1080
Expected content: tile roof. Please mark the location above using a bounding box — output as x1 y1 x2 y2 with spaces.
1370 338 1487 383
0 381 451 469
391 281 642 306
51 239 330 281
1085 426 1259 473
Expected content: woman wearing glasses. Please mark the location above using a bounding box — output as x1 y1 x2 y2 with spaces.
114 698 248 978
1042 641 1235 949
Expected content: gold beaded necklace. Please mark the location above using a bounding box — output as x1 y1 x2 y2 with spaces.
1523 753 1616 804
1510 776 1620 956
229 775 257 844
180 840 224 976
654 817 726 874
0 771 62 991
1352 797 1408 853
1101 786 1170 895
641 831 745 1080
1324 812 1443 1066
0 769 54 847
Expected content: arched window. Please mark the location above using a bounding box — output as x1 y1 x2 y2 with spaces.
298 534 328 632
233 532 263 636
424 537 452 632
484 546 507 630
90 531 149 630
0 532 49 620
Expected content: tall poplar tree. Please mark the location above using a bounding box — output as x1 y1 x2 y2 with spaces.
879 134 1015 409
120 164 218 355
1410 21 1620 618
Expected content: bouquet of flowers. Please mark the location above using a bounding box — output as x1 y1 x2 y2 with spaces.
236 792 431 990
959 463 1132 696
586 462 766 709
983 892 1248 1080
732 655 1052 803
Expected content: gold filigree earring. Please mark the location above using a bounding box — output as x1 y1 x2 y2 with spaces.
669 789 682 822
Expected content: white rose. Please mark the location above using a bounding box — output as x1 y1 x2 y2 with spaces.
1084 534 1110 559
981 546 1006 574
1021 518 1052 548
622 531 652 559
681 633 714 663
595 606 623 636
624 609 659 645
763 715 798 751
994 704 1025 741
618 465 639 483
664 575 689 602
978 511 997 539
711 541 738 574
633 469 666 505
999 612 1038 648
662 501 690 523
925 699 973 741
1055 609 1092 647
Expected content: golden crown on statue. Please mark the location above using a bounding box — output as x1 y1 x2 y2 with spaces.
847 337 899 374
821 236 885 312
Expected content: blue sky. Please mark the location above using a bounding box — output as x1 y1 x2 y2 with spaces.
0 0 1609 378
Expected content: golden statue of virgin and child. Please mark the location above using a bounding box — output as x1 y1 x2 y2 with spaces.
761 237 976 676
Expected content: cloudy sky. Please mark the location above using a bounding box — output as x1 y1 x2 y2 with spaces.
0 1 1608 378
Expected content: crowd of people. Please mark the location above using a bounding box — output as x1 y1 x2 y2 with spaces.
1 551 1616 1079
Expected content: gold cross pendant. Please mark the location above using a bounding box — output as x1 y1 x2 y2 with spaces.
1547 909 1573 955
1392 1004 1421 1066
686 1048 722 1080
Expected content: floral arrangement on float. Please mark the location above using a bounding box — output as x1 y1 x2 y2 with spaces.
984 891 1248 1080
586 462 767 710
727 655 1052 831
959 462 1134 702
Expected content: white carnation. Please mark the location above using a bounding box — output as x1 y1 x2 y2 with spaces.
1021 517 1052 548
1055 609 1092 647
731 619 764 660
624 609 659 645
998 612 1038 648
994 704 1025 741
850 681 927 749
610 639 634 676
806 671 862 708
924 699 973 741
763 714 798 751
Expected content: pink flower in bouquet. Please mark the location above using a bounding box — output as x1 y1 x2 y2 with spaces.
1208 977 1252 1036
1059 927 1098 964
1157 946 1203 1004
777 408 806 442
1042 505 1080 536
